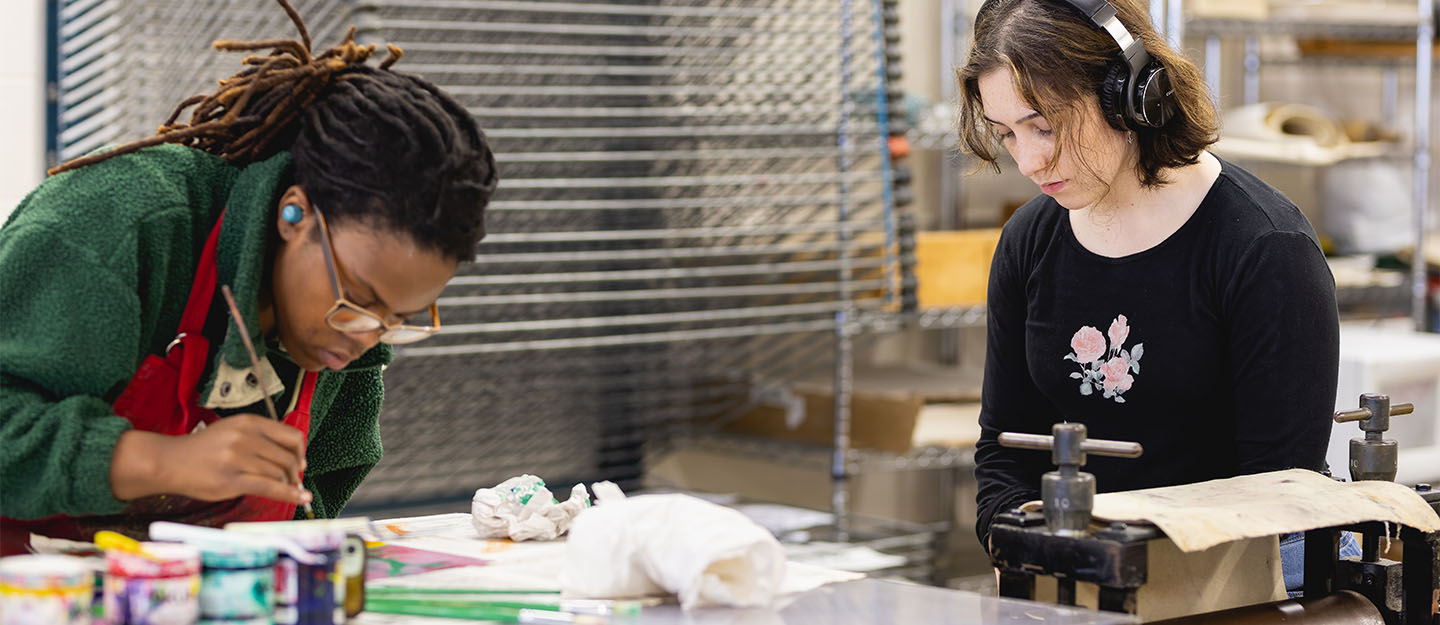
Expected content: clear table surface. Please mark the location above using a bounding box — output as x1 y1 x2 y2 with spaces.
357 578 1140 625
626 579 1141 625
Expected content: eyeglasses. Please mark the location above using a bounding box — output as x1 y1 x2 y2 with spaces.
313 206 441 345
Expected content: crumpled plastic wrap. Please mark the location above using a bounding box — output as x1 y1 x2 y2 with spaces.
470 475 590 541
559 487 786 610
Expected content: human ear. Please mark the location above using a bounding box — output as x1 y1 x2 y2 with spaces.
275 185 313 242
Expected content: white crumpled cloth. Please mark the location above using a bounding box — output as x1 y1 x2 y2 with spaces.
559 487 786 610
471 475 591 541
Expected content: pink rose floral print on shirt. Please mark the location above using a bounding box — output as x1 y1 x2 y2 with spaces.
1064 314 1143 403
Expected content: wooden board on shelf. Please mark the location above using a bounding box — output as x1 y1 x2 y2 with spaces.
914 229 1002 309
1186 0 1269 20
1298 38 1440 61
1269 1 1426 26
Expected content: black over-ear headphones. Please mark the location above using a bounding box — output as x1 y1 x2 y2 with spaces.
1052 0 1176 130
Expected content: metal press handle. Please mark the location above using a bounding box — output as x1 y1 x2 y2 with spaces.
1335 402 1413 424
998 432 1144 458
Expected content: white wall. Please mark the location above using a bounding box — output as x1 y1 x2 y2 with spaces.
0 0 46 222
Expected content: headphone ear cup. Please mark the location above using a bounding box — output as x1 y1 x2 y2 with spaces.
1134 61 1176 128
1098 62 1131 131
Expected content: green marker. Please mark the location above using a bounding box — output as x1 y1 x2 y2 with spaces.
365 595 645 617
363 598 609 623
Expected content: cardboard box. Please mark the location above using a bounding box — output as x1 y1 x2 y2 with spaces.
724 386 924 455
1033 536 1285 621
655 402 991 579
914 230 1002 309
646 445 956 525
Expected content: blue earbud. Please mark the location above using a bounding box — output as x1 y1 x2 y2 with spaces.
281 204 303 224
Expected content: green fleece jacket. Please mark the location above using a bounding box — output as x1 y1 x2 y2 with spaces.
0 144 391 520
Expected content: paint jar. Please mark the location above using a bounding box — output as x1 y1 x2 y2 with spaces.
195 544 275 622
337 536 366 618
103 542 200 625
272 531 342 625
0 554 94 625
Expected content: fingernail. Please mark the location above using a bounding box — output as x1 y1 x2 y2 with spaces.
301 490 312 503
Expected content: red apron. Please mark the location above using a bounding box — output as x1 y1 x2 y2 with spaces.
0 212 318 556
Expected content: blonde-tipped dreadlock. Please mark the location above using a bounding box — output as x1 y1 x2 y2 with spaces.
48 0 404 176
49 0 496 263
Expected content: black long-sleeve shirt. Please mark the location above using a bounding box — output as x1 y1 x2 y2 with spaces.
974 158 1340 549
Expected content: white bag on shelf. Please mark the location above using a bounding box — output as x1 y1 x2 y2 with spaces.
1321 158 1412 255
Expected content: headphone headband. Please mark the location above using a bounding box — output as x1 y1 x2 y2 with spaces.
1057 0 1141 65
1053 0 1174 129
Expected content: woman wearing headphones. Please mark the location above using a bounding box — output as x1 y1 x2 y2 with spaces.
960 0 1350 593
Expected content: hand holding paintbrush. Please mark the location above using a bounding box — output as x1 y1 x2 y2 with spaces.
221 285 317 519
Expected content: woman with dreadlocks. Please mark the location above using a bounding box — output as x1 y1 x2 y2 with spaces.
0 0 496 553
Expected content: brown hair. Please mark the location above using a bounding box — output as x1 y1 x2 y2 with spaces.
957 0 1217 188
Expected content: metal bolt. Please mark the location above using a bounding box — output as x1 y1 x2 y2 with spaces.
1417 484 1432 492
999 424 1142 537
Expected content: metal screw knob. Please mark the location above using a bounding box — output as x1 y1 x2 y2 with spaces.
1334 394 1410 482
997 423 1143 536
1334 393 1413 432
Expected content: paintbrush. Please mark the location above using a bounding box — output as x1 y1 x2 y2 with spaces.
221 285 316 519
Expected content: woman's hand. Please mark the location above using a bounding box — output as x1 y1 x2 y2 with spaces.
109 414 311 504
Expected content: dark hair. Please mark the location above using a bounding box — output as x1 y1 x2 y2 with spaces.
48 0 497 262
290 67 494 261
957 0 1217 188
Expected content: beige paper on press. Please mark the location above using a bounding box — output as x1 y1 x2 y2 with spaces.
1088 468 1440 553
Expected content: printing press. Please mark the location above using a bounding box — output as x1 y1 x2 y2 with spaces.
988 393 1440 624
